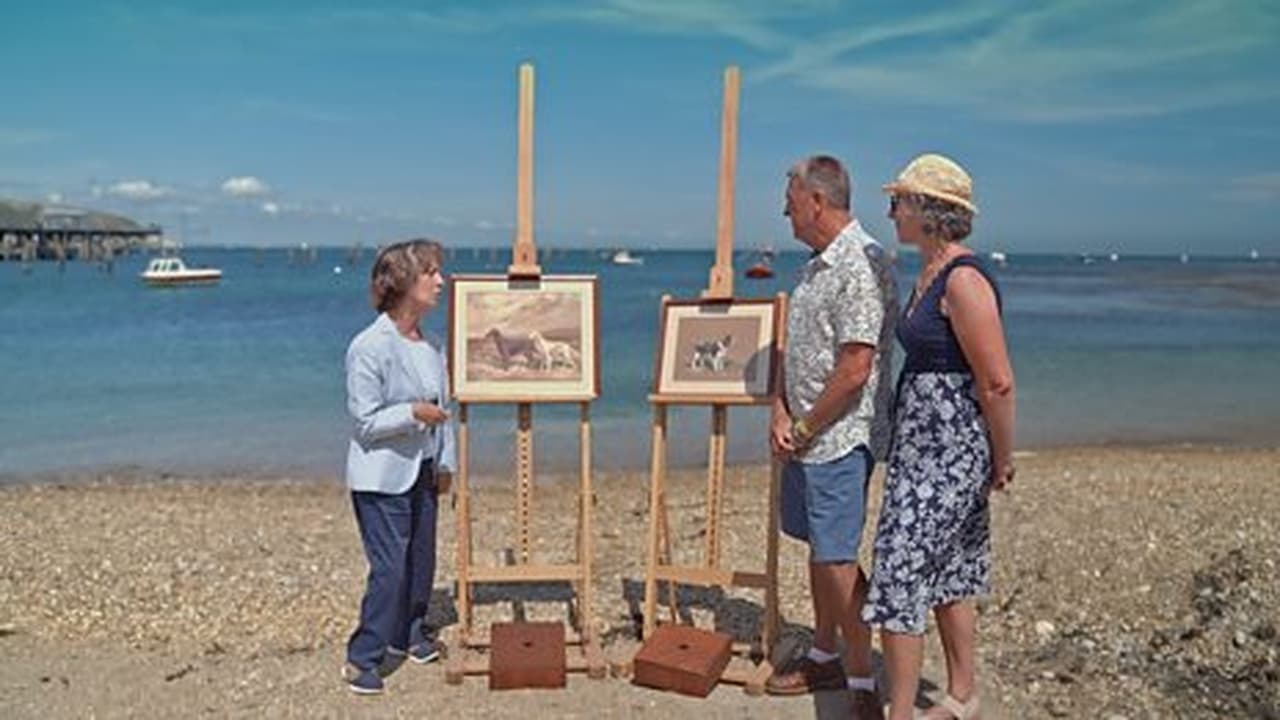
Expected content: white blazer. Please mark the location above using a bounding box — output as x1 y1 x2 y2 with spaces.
344 313 456 494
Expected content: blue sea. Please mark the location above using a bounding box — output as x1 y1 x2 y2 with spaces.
2 248 1278 481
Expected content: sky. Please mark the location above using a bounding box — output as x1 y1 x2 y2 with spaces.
2 0 1278 255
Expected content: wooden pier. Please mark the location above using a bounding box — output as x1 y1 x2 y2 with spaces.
1 199 163 263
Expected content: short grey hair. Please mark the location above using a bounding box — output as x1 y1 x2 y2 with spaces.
787 155 851 211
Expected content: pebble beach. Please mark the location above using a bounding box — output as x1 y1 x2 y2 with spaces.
2 445 1277 718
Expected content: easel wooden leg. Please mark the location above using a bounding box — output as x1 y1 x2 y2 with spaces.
453 405 473 656
763 458 782 660
659 492 679 623
643 405 667 640
578 403 607 679
516 403 534 564
705 405 727 568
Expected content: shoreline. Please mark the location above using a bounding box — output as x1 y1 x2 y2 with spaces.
2 444 1278 717
3 437 1277 488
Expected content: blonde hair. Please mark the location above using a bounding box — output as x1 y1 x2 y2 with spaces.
369 239 443 312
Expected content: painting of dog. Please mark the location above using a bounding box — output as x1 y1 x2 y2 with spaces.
657 298 779 399
450 275 598 401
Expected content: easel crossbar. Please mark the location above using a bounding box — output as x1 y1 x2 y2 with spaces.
652 565 769 589
467 564 586 583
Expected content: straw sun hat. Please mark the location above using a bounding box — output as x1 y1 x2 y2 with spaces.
883 153 979 214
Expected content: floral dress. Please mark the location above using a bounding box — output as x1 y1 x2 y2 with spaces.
862 255 1001 635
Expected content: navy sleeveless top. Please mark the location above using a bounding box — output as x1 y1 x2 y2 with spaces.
898 255 1002 374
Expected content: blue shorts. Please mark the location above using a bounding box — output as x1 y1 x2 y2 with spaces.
781 445 874 563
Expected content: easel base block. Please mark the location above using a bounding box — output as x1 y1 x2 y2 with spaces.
443 625 607 686
489 621 567 690
632 625 732 697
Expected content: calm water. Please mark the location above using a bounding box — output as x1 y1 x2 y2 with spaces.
2 248 1278 480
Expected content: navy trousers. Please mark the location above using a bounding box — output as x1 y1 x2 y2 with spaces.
346 461 438 671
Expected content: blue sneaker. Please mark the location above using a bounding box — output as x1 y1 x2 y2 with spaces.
406 639 442 665
344 665 384 695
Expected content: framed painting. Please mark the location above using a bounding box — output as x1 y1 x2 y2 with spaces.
653 297 782 402
449 275 599 402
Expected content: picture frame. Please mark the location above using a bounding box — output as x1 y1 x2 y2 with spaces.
449 274 600 402
653 296 782 402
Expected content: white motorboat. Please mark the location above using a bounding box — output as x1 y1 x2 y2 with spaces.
989 250 1008 267
140 256 222 285
611 249 643 265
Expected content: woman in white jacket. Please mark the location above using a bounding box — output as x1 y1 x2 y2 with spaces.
342 239 456 695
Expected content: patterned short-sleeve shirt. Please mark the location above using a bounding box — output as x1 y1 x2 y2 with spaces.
784 220 899 463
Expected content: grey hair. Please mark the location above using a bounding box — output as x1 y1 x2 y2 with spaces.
909 193 974 242
787 155 851 211
370 238 444 312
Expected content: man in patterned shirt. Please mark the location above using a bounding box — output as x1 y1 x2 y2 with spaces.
766 155 898 718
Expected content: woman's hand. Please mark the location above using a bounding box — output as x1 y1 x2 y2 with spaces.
990 459 1015 492
412 402 450 425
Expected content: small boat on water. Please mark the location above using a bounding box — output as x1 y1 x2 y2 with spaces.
745 261 774 279
744 245 776 279
1250 248 1261 261
989 250 1008 268
611 249 643 265
140 256 222 286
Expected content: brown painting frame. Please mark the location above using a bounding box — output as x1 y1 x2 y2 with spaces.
651 296 782 404
448 274 600 403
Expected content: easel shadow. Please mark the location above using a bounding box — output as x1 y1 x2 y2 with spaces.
428 581 583 632
617 577 778 658
616 577 942 715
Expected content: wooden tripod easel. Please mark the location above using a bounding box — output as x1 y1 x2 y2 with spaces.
444 63 607 685
634 67 784 696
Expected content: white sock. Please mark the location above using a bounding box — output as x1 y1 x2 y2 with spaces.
806 646 839 664
847 675 876 692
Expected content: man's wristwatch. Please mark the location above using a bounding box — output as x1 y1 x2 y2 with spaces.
791 416 814 445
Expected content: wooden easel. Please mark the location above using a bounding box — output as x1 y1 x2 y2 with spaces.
445 63 607 685
634 66 784 696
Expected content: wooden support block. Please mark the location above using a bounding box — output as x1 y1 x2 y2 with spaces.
489 622 567 690
633 625 733 698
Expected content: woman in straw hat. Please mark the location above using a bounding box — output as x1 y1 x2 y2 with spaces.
861 155 1015 719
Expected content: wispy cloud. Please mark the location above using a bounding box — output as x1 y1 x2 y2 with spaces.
317 0 831 49
1035 153 1194 188
106 179 172 201
752 0 1280 123
133 1 831 53
1225 172 1280 202
0 127 59 147
233 98 350 125
221 176 271 198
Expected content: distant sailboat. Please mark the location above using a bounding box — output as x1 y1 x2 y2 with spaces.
1250 248 1261 261
1180 252 1190 264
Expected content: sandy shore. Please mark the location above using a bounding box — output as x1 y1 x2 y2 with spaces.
2 445 1277 718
